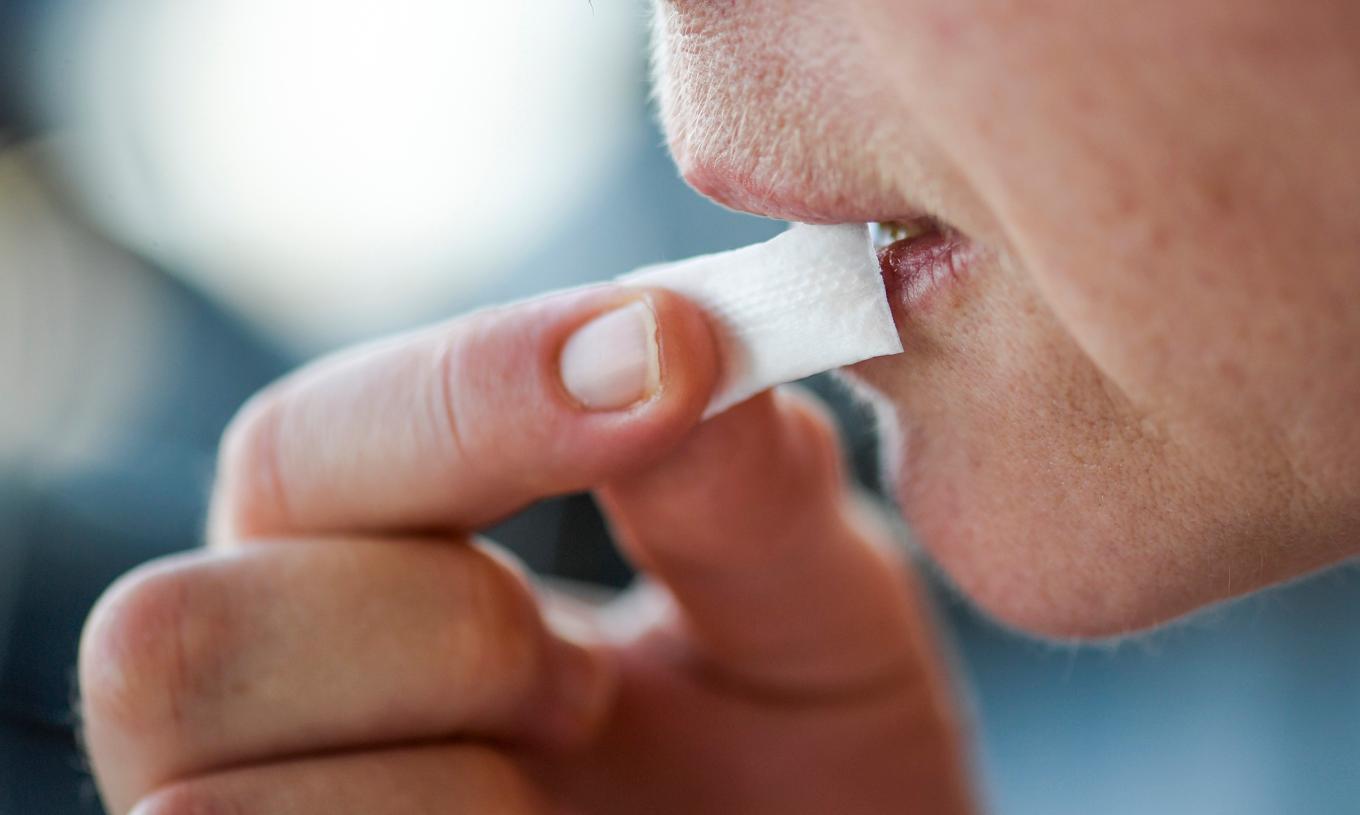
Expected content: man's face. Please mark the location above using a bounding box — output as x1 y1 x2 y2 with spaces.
652 0 1360 636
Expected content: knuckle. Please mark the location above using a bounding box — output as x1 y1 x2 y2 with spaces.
431 331 479 468
432 312 564 498
133 782 245 815
441 549 544 706
449 745 547 813
431 320 523 487
80 558 227 737
217 389 290 536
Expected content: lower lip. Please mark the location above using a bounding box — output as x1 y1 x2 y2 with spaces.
876 228 977 315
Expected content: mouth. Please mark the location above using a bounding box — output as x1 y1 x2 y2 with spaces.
870 218 976 315
677 154 979 313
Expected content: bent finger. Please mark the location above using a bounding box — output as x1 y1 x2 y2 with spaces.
130 745 546 815
80 539 613 813
212 286 719 540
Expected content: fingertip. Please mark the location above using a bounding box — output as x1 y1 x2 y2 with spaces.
549 285 720 423
601 387 847 508
597 388 853 572
635 286 723 426
770 386 851 493
535 286 723 485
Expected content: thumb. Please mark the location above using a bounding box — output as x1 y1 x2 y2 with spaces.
596 388 937 696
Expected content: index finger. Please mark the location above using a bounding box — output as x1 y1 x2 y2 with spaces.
212 286 719 540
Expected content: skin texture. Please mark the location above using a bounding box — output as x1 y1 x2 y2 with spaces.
81 290 974 814
78 1 1360 812
654 0 1360 635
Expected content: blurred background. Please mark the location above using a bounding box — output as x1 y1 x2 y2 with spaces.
1 1 1357 813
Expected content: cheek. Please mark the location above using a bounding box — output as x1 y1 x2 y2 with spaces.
845 0 1360 634
851 255 1276 638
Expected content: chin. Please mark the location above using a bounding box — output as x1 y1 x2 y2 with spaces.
841 369 1311 642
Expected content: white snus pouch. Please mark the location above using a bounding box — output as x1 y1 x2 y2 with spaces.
620 223 903 418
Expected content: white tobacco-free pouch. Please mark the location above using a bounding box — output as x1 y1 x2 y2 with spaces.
621 223 902 417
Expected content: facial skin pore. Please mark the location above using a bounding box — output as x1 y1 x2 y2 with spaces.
653 0 1360 636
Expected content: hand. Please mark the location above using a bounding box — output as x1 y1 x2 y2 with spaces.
78 285 975 814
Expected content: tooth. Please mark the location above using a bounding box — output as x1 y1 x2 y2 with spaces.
871 222 900 250
869 222 888 250
872 218 938 249
871 220 914 250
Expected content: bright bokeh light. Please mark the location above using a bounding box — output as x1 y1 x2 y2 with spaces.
45 0 642 347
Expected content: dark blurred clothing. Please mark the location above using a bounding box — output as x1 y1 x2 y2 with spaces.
0 243 292 814
0 0 58 142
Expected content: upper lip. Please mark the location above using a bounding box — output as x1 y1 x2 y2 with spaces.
679 158 933 226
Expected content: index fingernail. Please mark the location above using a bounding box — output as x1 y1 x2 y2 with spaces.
559 300 661 411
